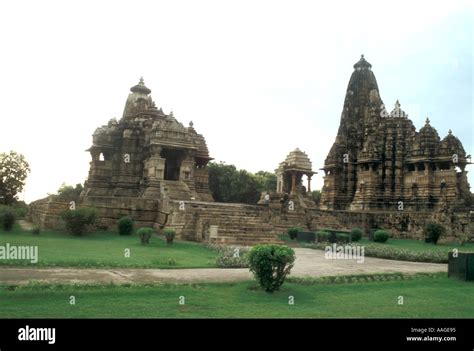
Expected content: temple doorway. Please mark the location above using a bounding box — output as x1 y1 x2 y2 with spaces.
161 149 184 181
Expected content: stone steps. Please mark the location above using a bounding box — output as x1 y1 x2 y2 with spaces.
167 200 278 245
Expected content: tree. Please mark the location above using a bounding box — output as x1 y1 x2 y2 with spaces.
254 171 277 193
208 162 276 204
311 190 321 205
54 183 84 201
0 151 30 205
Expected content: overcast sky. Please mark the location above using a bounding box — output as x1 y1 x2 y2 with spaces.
0 0 472 203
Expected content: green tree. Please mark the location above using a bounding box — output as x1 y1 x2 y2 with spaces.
253 171 277 193
208 162 276 204
311 190 321 204
0 151 30 205
54 183 84 201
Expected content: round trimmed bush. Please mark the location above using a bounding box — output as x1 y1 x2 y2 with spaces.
137 227 154 244
373 230 389 243
0 207 16 231
117 216 134 236
287 227 302 240
350 228 363 242
163 228 176 244
248 244 295 293
62 208 97 235
336 233 350 243
424 222 446 245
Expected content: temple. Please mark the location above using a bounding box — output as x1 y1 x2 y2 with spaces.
82 78 213 202
29 59 473 243
321 55 471 212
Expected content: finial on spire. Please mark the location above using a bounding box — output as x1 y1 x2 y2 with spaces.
425 117 430 124
169 110 174 117
353 55 372 69
395 100 400 109
448 129 452 135
130 77 151 95
189 121 194 128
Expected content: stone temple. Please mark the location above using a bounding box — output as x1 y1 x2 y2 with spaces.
321 55 471 212
83 78 213 202
29 58 473 243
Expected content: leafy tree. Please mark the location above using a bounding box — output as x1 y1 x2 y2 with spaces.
208 162 277 204
0 206 16 231
311 190 321 204
54 183 84 201
0 151 30 205
254 171 277 193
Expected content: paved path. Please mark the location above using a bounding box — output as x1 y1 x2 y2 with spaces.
0 248 447 285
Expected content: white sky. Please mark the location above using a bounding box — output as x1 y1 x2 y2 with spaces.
0 0 472 203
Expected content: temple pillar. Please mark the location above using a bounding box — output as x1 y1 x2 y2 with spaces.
91 149 100 161
307 175 312 193
291 172 297 195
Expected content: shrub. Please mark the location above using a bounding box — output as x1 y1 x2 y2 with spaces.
296 231 316 242
61 208 97 235
287 227 302 240
117 216 134 236
0 207 16 231
336 233 350 243
14 207 28 219
373 230 389 243
350 228 363 242
31 225 41 235
163 229 176 244
306 242 448 263
316 231 329 242
215 246 250 268
248 244 295 292
137 227 154 245
424 222 446 245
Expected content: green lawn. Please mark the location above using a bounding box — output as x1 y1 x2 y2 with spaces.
0 274 472 318
0 225 218 268
358 238 474 254
302 236 474 263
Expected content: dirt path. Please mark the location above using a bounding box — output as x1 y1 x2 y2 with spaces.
0 248 447 285
18 220 34 231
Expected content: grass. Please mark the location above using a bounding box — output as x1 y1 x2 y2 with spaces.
300 236 474 263
358 238 474 254
283 232 474 253
0 273 473 318
0 225 218 268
